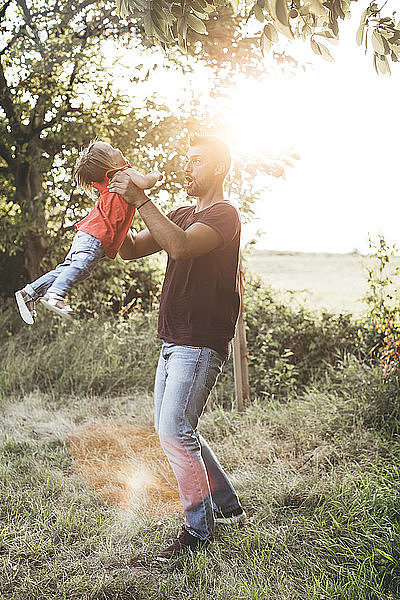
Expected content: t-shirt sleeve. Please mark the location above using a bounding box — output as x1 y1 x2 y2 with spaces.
167 208 177 221
195 203 240 247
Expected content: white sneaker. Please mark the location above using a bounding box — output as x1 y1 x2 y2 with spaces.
15 290 36 325
40 294 74 320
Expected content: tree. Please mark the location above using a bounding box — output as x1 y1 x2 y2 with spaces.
117 0 400 74
0 0 199 299
0 0 138 282
0 0 293 310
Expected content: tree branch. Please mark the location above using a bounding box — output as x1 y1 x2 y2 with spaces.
0 63 21 140
30 100 85 138
0 0 12 21
0 27 27 56
57 185 78 236
15 0 41 45
60 0 97 28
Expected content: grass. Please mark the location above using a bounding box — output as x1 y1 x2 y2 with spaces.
0 305 160 399
2 355 400 599
1 269 399 598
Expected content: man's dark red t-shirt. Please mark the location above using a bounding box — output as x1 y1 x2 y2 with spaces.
157 201 241 358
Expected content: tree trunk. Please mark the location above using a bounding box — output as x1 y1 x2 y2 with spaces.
14 160 48 281
24 230 48 281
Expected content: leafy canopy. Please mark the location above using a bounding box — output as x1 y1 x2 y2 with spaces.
117 0 400 74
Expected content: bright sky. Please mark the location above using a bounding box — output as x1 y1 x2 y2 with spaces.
246 19 400 254
109 5 399 254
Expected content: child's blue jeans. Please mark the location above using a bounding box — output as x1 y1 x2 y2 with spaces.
154 341 242 541
25 230 105 300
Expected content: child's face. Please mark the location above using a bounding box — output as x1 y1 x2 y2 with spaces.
94 141 127 168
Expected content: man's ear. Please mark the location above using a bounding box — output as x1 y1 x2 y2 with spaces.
214 163 225 176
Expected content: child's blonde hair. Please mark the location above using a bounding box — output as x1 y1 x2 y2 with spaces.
73 139 117 196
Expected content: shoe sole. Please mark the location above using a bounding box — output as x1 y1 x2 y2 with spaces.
15 291 34 325
40 298 74 320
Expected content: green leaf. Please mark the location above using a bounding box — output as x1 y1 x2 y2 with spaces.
371 30 386 55
177 16 188 39
187 12 208 34
318 41 334 62
266 0 294 39
143 11 154 38
189 0 208 10
254 4 265 23
116 0 130 17
263 23 278 43
375 548 395 562
377 54 391 75
315 30 336 39
356 23 365 47
260 31 272 55
360 7 369 24
275 0 289 27
152 24 170 44
203 3 216 13
192 8 208 18
310 38 322 55
151 6 167 31
171 4 183 17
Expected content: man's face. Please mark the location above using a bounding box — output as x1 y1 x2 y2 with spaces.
94 141 127 167
184 145 219 197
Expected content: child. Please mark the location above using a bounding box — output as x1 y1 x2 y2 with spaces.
15 140 161 323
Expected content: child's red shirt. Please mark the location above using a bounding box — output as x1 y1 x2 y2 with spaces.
75 169 135 259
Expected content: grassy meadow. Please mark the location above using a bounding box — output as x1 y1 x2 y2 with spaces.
2 357 400 600
246 250 384 315
1 252 400 599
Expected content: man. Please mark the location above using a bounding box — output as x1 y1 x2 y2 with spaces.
110 135 246 561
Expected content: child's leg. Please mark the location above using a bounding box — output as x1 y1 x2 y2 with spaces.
22 270 63 302
15 242 78 323
127 168 163 190
45 231 105 299
22 234 86 301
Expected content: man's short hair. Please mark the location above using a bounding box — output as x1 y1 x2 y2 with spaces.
189 134 231 178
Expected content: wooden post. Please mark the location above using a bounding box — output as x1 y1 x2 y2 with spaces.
232 332 243 411
233 254 250 411
225 179 250 411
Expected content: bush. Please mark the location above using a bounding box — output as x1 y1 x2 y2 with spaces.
0 275 381 405
243 277 373 400
363 235 400 378
0 303 160 398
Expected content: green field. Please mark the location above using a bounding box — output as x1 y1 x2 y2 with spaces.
2 258 400 599
247 250 371 315
2 366 400 600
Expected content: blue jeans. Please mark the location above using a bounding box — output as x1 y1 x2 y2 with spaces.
25 231 105 300
154 342 241 540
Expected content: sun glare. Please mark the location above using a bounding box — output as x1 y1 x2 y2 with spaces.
226 77 300 157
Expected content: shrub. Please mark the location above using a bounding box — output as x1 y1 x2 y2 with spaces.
0 303 160 398
364 235 400 378
0 275 380 404
243 277 373 400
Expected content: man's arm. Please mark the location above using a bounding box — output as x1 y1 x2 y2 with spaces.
119 229 162 260
110 174 222 260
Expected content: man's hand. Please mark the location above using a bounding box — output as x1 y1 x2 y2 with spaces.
108 171 147 207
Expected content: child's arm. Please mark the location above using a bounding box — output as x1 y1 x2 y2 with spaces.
124 167 162 190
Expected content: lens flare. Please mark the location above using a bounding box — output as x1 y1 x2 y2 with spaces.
68 422 181 516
